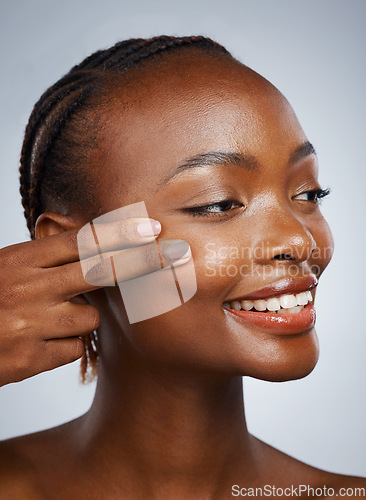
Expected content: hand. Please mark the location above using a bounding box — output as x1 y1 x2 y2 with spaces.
0 217 191 386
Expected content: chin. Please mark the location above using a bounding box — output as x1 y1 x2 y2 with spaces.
257 358 319 383
237 329 320 383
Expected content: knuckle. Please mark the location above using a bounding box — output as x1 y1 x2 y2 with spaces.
84 257 114 286
7 317 33 339
141 242 160 271
67 229 79 248
53 262 70 286
56 312 76 328
120 218 139 241
97 259 113 284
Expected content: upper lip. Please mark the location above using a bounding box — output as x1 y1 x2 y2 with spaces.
225 275 318 302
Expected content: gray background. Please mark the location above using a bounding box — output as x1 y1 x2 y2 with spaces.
0 0 365 476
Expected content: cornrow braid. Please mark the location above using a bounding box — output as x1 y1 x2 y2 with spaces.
20 74 98 236
19 35 232 383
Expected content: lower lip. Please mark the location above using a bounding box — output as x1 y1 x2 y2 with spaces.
224 303 316 335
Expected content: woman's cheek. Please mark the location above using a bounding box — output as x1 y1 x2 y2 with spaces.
192 236 245 300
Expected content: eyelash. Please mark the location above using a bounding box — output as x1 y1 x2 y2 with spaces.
292 187 331 204
184 188 331 219
184 199 243 219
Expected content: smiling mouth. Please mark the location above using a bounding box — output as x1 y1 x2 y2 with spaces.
222 289 316 335
223 290 313 315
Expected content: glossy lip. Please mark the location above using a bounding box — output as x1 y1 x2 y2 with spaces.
224 275 318 302
224 302 316 335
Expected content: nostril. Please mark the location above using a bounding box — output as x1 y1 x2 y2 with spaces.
273 253 295 260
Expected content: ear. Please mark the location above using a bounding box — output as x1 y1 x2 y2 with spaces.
35 211 85 239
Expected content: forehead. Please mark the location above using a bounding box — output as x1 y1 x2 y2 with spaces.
93 51 307 203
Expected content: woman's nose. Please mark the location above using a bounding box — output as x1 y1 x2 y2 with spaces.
252 213 316 266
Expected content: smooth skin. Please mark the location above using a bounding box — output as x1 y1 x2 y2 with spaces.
0 50 365 499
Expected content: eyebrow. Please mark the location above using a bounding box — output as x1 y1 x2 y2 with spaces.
157 140 316 190
289 141 317 164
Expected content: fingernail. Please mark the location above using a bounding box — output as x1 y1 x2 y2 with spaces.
137 219 161 237
163 240 191 261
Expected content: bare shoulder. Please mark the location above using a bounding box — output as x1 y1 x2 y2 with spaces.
0 434 46 499
0 419 82 500
249 435 366 497
327 473 366 498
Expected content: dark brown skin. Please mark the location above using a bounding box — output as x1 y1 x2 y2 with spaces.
1 51 365 499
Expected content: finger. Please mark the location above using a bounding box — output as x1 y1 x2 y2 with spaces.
40 303 100 339
77 217 162 263
52 238 192 298
1 336 86 385
36 337 85 374
13 217 161 269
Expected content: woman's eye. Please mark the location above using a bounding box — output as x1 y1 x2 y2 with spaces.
293 188 331 204
183 199 244 219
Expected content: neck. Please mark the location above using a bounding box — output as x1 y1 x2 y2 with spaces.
78 324 257 498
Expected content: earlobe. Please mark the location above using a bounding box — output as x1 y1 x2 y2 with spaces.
35 212 83 239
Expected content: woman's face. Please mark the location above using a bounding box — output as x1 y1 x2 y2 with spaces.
90 51 333 382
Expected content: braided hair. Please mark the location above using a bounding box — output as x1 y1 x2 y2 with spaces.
19 35 232 383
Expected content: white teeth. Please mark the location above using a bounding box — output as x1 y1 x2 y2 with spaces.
231 300 242 310
278 305 304 315
279 294 297 309
253 300 267 312
224 289 314 313
296 292 308 306
266 297 281 311
241 299 254 311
